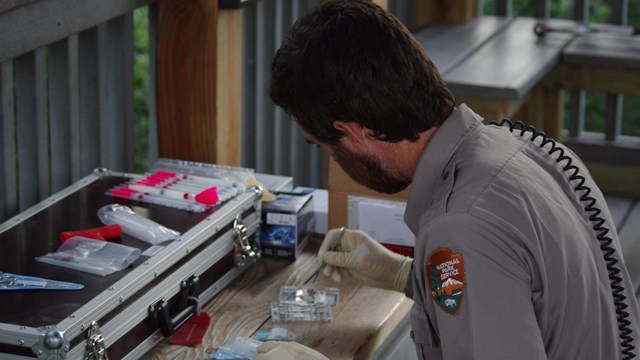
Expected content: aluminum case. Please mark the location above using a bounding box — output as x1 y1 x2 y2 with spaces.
0 168 262 359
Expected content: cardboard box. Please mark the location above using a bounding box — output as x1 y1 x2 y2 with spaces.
260 191 315 259
348 195 415 257
295 187 328 235
328 158 409 229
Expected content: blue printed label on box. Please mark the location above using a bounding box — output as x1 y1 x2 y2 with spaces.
260 192 314 259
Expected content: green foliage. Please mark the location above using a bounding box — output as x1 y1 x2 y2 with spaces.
589 0 612 22
133 6 150 173
631 0 640 26
485 0 640 23
514 1 534 16
584 92 606 133
550 0 570 19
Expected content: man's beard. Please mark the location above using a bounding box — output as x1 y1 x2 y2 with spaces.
331 143 409 194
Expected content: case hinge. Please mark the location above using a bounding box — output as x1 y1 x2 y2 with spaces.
84 321 109 360
233 214 256 266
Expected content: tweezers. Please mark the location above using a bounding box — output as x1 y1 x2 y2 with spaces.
310 226 346 285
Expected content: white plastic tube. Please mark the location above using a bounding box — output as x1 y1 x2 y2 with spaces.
98 204 180 245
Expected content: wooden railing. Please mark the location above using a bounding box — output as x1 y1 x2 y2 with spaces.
0 0 156 223
411 0 640 197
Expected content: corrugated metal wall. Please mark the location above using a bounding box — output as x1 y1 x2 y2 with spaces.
239 0 413 189
240 0 324 189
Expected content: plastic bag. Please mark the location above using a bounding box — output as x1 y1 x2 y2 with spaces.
36 236 141 276
211 336 261 360
98 204 180 245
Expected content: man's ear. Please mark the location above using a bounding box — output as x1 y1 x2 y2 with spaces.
332 120 374 147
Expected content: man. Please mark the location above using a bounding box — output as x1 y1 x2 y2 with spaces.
258 0 640 359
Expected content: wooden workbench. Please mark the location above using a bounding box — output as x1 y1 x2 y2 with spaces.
143 236 414 360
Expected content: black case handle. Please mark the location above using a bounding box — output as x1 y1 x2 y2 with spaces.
149 275 201 337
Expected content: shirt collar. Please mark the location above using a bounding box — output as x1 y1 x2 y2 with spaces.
404 104 484 233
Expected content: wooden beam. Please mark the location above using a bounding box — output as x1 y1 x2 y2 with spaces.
587 162 640 198
510 81 565 140
541 83 564 141
415 0 478 30
157 0 218 163
455 72 564 141
216 8 242 166
511 87 544 132
0 0 154 63
454 96 525 124
557 64 640 96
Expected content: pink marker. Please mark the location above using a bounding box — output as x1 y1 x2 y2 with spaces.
132 179 212 197
126 183 219 205
141 176 210 192
109 187 208 212
152 171 234 188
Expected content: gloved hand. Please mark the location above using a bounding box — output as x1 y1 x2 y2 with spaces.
318 228 412 292
256 341 329 360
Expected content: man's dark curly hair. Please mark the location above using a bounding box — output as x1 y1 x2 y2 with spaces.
269 0 455 144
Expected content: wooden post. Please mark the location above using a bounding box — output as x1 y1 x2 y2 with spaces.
216 8 242 166
157 0 218 163
511 70 565 141
541 83 564 141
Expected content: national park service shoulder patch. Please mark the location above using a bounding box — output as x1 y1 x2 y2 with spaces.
427 247 465 315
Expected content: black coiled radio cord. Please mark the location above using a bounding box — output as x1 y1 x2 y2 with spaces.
490 119 636 359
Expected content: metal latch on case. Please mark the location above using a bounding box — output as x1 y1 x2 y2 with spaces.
233 215 256 266
85 321 109 360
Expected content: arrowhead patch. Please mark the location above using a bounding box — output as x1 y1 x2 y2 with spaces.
427 247 465 315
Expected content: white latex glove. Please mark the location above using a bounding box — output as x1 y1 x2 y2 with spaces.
256 341 329 360
318 228 412 292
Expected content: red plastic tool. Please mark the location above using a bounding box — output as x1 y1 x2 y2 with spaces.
59 224 122 243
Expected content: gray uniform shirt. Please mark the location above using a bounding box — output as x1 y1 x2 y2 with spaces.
404 104 640 359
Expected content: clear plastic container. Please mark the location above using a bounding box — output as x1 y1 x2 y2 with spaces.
270 285 339 323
